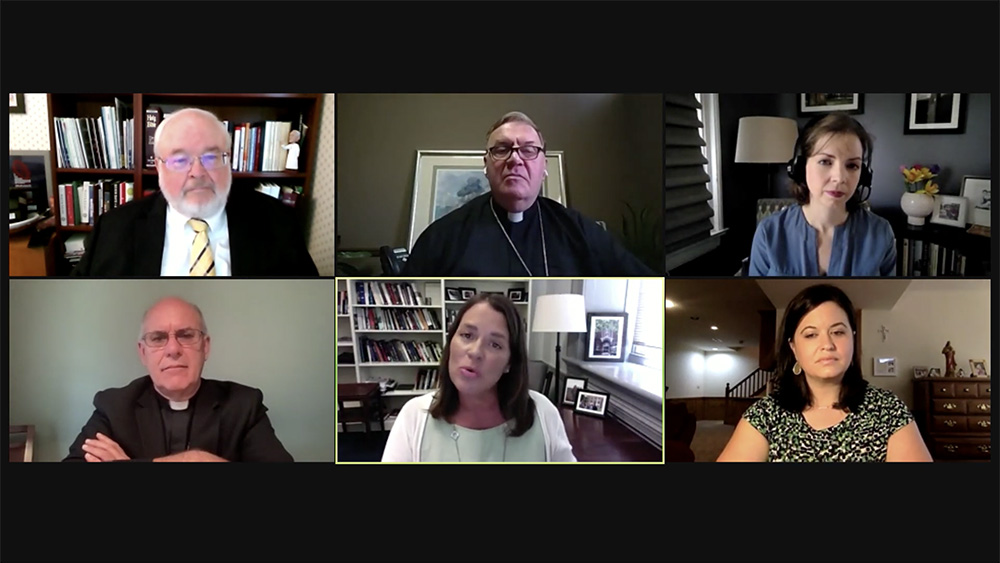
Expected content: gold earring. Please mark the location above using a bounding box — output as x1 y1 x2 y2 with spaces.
792 362 802 375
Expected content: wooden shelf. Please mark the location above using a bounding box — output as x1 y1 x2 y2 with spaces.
56 168 135 175
355 329 442 334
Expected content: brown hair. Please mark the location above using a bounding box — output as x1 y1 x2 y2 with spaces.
428 293 535 436
773 284 867 413
486 111 546 148
789 112 874 212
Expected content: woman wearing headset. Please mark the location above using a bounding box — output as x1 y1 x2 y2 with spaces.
749 112 897 276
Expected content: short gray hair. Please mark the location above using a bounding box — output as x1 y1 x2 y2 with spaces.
153 107 232 158
138 297 209 341
486 111 546 147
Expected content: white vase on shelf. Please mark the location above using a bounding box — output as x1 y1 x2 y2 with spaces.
900 192 935 225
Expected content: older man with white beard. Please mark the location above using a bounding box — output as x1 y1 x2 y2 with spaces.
72 107 318 276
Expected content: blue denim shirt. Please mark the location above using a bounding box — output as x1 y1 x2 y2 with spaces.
749 204 897 276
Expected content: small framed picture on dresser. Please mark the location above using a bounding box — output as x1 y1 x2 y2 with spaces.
969 359 989 378
913 366 929 379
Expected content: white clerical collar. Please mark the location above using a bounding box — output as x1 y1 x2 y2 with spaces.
168 400 189 411
166 201 227 234
508 211 524 223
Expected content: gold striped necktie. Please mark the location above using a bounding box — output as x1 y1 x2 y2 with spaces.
188 218 215 276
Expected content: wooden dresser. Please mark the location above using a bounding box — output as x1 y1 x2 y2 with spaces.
913 378 991 461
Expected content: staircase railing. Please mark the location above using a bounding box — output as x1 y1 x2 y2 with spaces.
725 367 774 399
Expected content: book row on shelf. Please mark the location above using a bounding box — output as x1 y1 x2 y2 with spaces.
900 238 972 276
58 180 135 227
337 290 350 315
357 337 442 364
53 98 133 169
355 307 442 331
356 281 425 306
255 183 303 208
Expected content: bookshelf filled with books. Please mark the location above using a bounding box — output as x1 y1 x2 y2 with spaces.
45 93 322 273
891 218 991 277
336 278 533 431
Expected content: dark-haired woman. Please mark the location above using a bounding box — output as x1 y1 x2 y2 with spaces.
749 112 896 276
718 284 931 462
382 294 575 462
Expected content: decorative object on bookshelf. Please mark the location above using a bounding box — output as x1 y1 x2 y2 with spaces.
942 341 957 378
562 376 587 406
282 130 301 170
584 312 629 362
9 93 25 113
574 389 610 418
873 357 897 377
459 287 477 300
961 175 990 232
407 150 567 249
899 163 939 226
900 192 935 226
913 366 929 379
969 359 989 378
507 288 526 302
445 287 461 301
798 93 863 115
904 93 966 134
929 194 969 228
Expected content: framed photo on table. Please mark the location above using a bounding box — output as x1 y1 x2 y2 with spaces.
961 176 990 233
562 377 587 406
584 312 628 362
798 93 863 115
929 195 968 228
574 389 609 418
407 150 567 249
904 93 966 134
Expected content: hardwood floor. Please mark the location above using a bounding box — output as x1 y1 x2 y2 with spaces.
690 420 735 462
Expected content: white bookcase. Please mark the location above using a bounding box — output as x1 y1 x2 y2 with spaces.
336 278 533 432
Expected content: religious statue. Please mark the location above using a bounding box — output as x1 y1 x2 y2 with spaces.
942 341 957 377
282 130 301 170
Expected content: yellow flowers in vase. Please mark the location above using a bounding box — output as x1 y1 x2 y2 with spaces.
900 163 941 195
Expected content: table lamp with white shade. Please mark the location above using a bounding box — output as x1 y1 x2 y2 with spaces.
734 116 799 196
531 294 587 405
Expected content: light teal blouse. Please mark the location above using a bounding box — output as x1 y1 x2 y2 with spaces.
419 414 546 462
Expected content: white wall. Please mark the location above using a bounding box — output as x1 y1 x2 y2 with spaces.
8 279 335 462
665 344 705 398
702 347 760 397
860 279 991 408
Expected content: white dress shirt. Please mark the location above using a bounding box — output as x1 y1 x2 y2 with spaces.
160 203 232 276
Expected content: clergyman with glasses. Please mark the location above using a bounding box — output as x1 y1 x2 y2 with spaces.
63 296 294 462
401 111 656 276
71 107 318 276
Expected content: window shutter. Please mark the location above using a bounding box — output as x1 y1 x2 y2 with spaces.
632 279 662 350
664 93 714 268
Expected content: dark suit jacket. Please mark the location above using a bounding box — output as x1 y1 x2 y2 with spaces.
63 376 294 462
71 189 319 276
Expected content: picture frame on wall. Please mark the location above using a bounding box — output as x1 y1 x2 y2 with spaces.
929 195 969 228
904 93 966 134
798 93 863 115
584 312 628 362
873 357 897 377
9 93 25 114
408 149 567 250
9 150 53 227
960 176 990 233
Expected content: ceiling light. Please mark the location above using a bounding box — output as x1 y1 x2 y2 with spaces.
710 325 718 330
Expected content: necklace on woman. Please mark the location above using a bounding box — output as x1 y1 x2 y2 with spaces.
490 198 549 276
450 425 509 462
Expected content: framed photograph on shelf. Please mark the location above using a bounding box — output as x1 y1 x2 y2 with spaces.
407 149 567 249
9 150 53 226
929 195 969 228
445 287 461 302
904 93 966 134
798 93 863 115
928 367 942 378
507 288 526 302
584 312 628 362
969 359 989 378
961 176 990 234
459 287 477 300
562 377 587 406
913 366 929 379
574 389 610 418
873 357 897 377
9 93 25 114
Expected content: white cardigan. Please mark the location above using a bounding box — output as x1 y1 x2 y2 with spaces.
381 390 577 462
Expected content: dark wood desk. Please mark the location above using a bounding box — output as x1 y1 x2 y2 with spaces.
338 383 385 433
559 406 661 462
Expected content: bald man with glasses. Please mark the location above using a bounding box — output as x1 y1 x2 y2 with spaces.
401 111 657 276
63 296 294 462
71 107 318 277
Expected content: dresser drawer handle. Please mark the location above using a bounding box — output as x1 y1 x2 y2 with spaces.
978 421 991 428
943 403 957 410
977 403 991 412
943 444 958 453
944 419 957 427
978 445 990 454
940 388 948 393
963 387 971 392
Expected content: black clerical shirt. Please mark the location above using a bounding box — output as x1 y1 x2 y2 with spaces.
156 394 195 455
402 194 658 276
